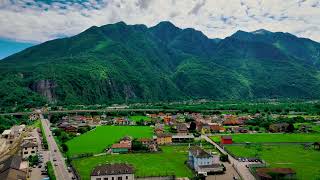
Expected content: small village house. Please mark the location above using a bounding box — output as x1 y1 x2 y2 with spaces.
119 136 132 149
221 136 233 145
91 163 134 180
155 133 172 145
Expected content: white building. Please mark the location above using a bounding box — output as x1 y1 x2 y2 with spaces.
21 141 38 159
91 163 134 180
188 146 224 175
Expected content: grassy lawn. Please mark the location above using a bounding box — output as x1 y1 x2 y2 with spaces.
211 133 320 143
225 144 320 179
128 115 151 122
66 126 153 156
72 146 194 180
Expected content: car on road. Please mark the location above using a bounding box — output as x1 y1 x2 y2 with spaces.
54 149 57 152
67 167 72 172
53 158 57 161
54 163 58 166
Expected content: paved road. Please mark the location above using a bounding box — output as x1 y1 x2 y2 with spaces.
40 115 72 180
202 135 256 180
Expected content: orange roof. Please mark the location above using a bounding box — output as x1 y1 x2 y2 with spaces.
112 143 130 149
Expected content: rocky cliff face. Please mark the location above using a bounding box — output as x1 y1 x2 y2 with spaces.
31 80 57 103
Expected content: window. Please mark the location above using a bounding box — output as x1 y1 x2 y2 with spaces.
96 178 101 180
112 177 114 180
126 176 128 179
104 178 108 180
118 177 122 180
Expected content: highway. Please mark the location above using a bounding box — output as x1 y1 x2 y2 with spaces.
40 115 72 180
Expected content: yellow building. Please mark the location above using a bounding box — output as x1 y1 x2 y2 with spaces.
156 133 172 145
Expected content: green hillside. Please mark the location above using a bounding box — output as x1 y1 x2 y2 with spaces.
1 21 320 110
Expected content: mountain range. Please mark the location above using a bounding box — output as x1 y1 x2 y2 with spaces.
1 21 320 109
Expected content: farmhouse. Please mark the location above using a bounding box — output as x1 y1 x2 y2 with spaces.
91 163 134 180
188 146 223 175
155 133 172 145
111 143 130 153
21 141 38 159
255 168 296 180
221 136 232 144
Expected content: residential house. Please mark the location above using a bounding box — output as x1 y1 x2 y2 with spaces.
91 163 134 180
155 133 172 145
0 155 27 180
221 136 233 145
163 115 172 125
113 118 131 125
176 123 188 135
188 146 223 175
137 138 157 152
255 168 296 180
119 136 132 149
21 141 38 159
209 124 225 133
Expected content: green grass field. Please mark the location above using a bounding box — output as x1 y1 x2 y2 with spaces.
225 144 320 179
72 146 194 180
128 115 151 122
66 126 153 156
211 133 320 143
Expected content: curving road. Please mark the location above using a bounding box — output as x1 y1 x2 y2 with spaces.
40 115 72 180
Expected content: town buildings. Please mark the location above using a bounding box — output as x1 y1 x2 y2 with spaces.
91 163 134 180
21 141 38 159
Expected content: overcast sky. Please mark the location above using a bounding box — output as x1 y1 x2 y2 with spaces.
0 0 319 43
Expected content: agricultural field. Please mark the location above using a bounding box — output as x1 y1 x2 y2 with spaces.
128 115 151 122
72 146 195 180
225 144 320 179
211 133 320 143
66 126 153 156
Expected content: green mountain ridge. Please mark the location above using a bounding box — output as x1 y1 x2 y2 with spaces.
1 21 320 110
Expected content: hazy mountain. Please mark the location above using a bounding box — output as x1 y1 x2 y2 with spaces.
0 39 35 60
1 21 320 109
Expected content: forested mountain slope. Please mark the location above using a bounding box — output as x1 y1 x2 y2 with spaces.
1 21 320 109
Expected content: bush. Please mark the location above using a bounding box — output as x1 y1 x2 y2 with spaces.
220 154 229 162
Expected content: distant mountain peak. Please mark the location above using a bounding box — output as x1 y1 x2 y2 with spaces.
252 29 272 34
154 21 179 29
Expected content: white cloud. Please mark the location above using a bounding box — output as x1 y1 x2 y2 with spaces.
0 0 319 43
